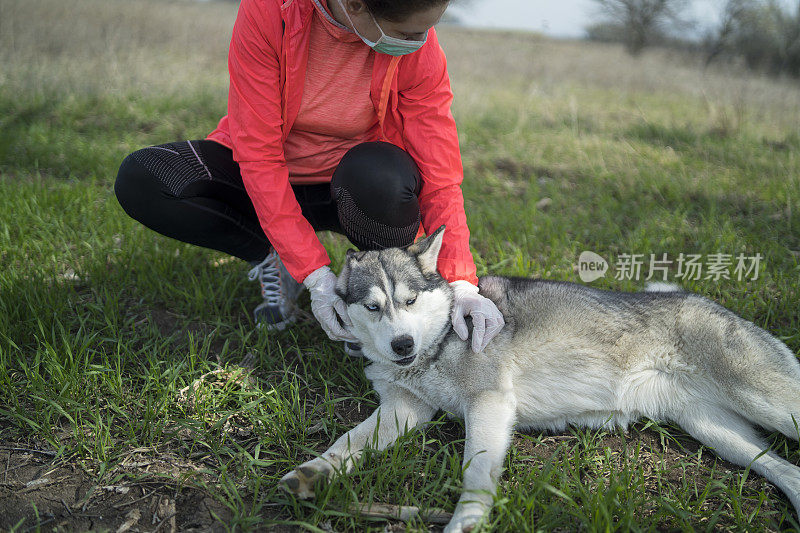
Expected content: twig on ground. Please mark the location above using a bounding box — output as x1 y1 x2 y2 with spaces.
347 502 452 525
60 498 73 517
0 462 35 479
0 446 58 457
24 517 56 533
115 508 141 533
153 512 178 533
112 489 157 510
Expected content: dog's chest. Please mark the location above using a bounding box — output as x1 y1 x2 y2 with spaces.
367 352 502 417
402 365 471 415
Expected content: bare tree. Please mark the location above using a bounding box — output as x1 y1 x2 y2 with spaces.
592 0 689 54
704 0 753 65
704 0 800 76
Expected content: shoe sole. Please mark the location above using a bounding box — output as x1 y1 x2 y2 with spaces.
255 313 297 332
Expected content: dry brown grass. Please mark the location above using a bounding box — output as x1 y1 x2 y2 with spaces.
3 0 799 136
0 0 235 96
439 29 800 136
2 0 798 117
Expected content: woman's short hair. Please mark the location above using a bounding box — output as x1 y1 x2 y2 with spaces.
363 0 449 22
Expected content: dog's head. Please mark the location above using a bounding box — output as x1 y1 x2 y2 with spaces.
336 226 453 367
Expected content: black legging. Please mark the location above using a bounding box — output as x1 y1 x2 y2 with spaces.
114 140 422 264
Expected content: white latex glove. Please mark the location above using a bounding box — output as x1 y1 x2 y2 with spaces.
303 266 358 342
450 280 505 353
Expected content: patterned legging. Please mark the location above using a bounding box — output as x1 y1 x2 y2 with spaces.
114 140 422 264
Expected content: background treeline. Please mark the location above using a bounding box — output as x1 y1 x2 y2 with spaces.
196 0 799 77
588 0 800 78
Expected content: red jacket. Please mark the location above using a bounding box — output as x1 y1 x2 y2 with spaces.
207 0 478 285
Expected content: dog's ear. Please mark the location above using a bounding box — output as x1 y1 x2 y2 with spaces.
345 249 366 262
408 225 445 274
337 250 365 299
335 259 351 300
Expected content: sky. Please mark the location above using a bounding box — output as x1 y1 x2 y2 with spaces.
444 0 752 39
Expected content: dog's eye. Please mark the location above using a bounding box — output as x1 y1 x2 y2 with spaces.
365 304 380 312
406 297 417 306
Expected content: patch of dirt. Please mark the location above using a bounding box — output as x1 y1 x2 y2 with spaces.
146 306 231 356
333 398 370 427
0 444 232 532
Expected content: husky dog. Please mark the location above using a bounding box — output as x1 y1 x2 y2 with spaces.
281 226 800 532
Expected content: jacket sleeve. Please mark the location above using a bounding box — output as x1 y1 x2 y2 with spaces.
226 0 330 282
396 30 478 285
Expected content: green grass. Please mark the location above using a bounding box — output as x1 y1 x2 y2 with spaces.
3 4 800 530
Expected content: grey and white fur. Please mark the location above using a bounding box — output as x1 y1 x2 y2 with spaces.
281 226 800 532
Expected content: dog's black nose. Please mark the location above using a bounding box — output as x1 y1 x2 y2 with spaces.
391 335 414 356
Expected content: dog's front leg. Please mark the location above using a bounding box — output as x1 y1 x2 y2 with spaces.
446 391 516 533
281 383 435 499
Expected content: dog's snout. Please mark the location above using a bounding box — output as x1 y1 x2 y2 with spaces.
391 335 414 356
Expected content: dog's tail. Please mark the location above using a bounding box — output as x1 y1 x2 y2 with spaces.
644 282 683 293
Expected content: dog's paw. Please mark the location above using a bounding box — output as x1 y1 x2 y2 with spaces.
279 462 331 499
443 512 484 533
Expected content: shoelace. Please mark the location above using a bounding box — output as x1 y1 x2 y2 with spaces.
248 250 282 306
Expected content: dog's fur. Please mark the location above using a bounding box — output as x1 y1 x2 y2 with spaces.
281 227 800 532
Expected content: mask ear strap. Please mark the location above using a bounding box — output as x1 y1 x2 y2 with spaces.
337 0 381 47
367 10 387 40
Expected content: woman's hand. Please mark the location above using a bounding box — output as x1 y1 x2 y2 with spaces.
304 266 359 342
450 280 505 353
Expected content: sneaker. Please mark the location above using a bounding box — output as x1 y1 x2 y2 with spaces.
248 250 303 330
344 342 364 358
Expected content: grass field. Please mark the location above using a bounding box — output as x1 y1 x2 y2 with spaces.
2 0 800 530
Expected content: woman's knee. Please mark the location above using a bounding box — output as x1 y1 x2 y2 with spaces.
332 142 420 205
114 149 169 223
331 142 421 249
115 152 144 216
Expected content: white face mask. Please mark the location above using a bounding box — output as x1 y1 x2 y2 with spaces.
337 0 428 56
